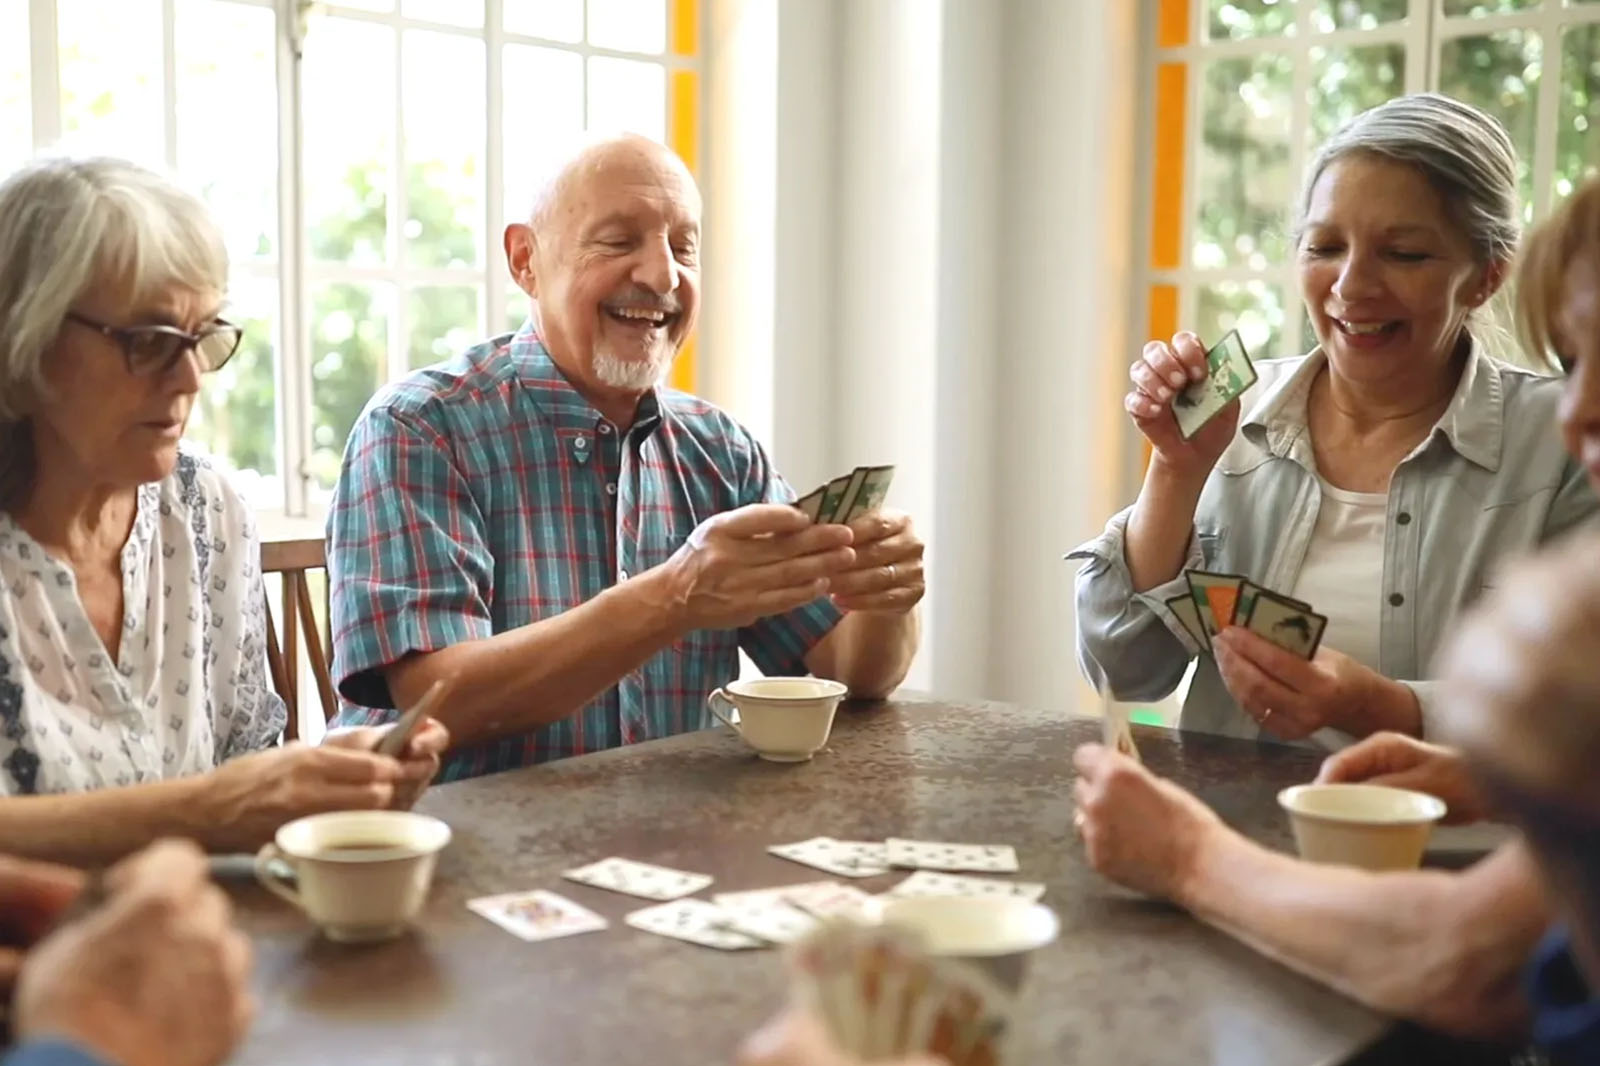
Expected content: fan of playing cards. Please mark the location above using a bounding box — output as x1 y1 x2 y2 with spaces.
1167 570 1328 660
793 465 895 524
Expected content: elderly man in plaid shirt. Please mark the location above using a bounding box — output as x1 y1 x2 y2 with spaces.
325 134 926 781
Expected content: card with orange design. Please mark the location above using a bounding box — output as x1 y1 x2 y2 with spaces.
1184 570 1245 637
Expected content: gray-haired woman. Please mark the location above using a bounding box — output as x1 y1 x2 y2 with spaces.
1071 93 1597 748
0 157 448 864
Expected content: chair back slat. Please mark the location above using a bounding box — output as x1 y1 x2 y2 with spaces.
260 538 336 741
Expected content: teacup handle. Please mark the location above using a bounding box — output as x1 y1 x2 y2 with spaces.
706 687 741 731
254 843 303 908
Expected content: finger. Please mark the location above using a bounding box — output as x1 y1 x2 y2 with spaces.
831 586 924 613
1125 389 1165 422
1315 733 1410 784
737 526 856 568
1214 641 1310 730
1143 342 1192 393
301 745 406 784
0 855 87 940
828 558 924 599
108 838 208 895
732 547 856 593
303 781 399 812
320 726 385 752
844 511 909 547
398 752 441 785
1071 742 1109 776
1129 359 1176 404
1217 626 1322 685
403 719 452 758
746 579 832 618
712 503 820 539
846 531 924 571
1170 331 1210 381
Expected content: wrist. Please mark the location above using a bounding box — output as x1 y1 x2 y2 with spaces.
1171 817 1237 912
621 563 697 642
1359 676 1423 738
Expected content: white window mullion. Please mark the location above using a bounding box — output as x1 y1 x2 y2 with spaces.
28 0 60 146
485 0 506 334
388 17 408 383
1281 0 1314 357
1529 1 1566 222
162 0 179 170
277 0 311 516
1404 0 1432 96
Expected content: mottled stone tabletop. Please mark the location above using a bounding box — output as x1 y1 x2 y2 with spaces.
229 694 1389 1066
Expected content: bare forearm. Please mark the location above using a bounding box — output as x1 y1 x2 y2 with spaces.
1178 832 1545 1037
1125 460 1207 592
0 778 215 866
805 609 920 699
387 568 691 748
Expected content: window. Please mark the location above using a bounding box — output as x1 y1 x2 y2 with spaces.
1142 0 1600 362
9 0 703 516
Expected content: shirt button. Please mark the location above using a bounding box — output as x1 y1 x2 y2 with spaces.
1396 512 1412 525
574 436 588 450
598 423 613 435
1389 593 1405 607
618 568 629 581
606 483 617 495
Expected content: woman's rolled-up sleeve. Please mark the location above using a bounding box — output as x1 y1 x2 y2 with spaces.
1066 506 1206 702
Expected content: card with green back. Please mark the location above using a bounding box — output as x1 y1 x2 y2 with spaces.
1173 330 1257 440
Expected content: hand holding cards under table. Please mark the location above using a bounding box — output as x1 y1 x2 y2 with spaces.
1167 569 1328 660
793 465 895 525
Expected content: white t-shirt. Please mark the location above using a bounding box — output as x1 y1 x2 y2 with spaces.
1288 477 1388 674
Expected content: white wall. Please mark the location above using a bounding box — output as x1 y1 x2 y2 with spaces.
703 0 1141 713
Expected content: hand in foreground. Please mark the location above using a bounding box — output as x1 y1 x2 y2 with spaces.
666 504 856 629
323 717 451 810
739 1008 945 1066
1316 732 1487 825
1072 743 1224 902
14 839 253 1066
1125 331 1240 479
0 855 85 1006
198 742 408 851
825 509 925 614
1212 627 1418 741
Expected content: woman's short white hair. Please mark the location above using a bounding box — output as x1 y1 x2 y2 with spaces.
0 156 229 422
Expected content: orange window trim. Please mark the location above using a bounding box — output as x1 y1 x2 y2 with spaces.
670 0 699 57
1151 62 1186 272
1158 0 1190 48
1142 284 1181 472
667 63 700 391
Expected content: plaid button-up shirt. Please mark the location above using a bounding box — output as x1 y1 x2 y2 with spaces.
327 324 843 780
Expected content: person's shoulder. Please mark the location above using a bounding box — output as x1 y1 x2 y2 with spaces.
1489 355 1565 411
657 386 762 451
363 333 520 431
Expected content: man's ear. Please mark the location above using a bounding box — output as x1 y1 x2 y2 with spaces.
504 223 539 298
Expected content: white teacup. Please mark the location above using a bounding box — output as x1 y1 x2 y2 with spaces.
878 896 1060 991
1278 783 1447 871
254 810 452 943
705 677 848 762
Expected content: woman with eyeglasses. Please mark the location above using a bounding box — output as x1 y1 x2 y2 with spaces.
0 157 448 864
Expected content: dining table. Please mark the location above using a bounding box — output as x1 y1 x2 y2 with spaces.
227 693 1397 1066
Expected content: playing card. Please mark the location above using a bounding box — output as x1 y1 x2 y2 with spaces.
793 485 828 522
714 898 819 945
625 899 764 950
1185 569 1245 635
839 465 895 524
1236 579 1309 625
1241 588 1328 659
884 839 1019 874
1173 329 1257 440
784 881 881 921
712 881 841 911
466 889 608 942
561 857 713 900
829 467 872 525
1163 594 1211 652
768 837 891 879
815 474 856 525
883 870 1046 902
1101 694 1141 763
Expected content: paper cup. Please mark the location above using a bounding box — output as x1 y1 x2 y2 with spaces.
878 896 1060 990
1278 783 1446 871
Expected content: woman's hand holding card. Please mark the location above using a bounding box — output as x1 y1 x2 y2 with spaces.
1212 629 1420 741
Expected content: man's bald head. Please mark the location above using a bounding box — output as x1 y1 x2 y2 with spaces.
527 133 700 235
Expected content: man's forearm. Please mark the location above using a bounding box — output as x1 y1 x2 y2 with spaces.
805 609 920 699
0 778 215 866
1179 833 1546 1039
386 567 692 748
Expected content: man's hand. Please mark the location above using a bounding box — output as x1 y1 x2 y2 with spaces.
665 504 856 629
14 840 253 1066
739 1007 945 1066
1317 734 1487 825
825 510 925 614
0 855 85 1007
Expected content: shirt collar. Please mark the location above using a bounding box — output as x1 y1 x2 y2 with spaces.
509 320 664 451
1240 339 1505 472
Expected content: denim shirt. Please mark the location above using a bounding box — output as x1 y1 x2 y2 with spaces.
1068 345 1597 747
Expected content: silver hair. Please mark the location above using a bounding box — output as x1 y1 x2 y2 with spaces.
0 155 229 422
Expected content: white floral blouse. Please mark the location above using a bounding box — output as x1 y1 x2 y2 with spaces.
0 450 286 795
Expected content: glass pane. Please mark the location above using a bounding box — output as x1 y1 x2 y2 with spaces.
175 0 277 261
329 0 393 10
1555 25 1600 203
57 0 163 164
588 0 667 54
402 0 483 27
587 57 665 142
506 0 582 42
0 2 28 175
403 31 484 268
1438 30 1541 212
1195 53 1294 270
408 285 481 369
503 45 583 222
1197 281 1286 360
506 283 530 332
310 282 391 491
188 277 279 507
1206 0 1296 42
304 17 395 266
1308 43 1405 151
1441 0 1539 15
1313 0 1408 33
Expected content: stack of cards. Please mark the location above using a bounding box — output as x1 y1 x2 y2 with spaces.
1166 570 1327 660
1172 329 1257 440
793 465 895 524
790 920 1013 1066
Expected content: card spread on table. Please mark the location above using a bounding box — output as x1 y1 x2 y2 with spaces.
713 898 819 945
884 839 1019 874
783 881 881 921
883 870 1046 902
792 466 896 525
561 857 713 900
1173 329 1257 440
466 890 608 943
768 838 892 878
625 899 764 950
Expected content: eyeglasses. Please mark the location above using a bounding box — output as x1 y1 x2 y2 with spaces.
64 310 244 377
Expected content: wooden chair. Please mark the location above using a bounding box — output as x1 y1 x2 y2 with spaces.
261 538 337 741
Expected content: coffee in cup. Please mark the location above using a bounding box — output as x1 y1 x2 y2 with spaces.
705 677 848 762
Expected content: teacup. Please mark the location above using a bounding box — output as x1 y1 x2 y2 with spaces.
706 677 848 762
254 810 452 943
1278 783 1447 871
877 896 1060 991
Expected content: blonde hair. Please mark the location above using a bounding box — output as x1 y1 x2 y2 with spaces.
0 156 227 508
1516 177 1600 368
